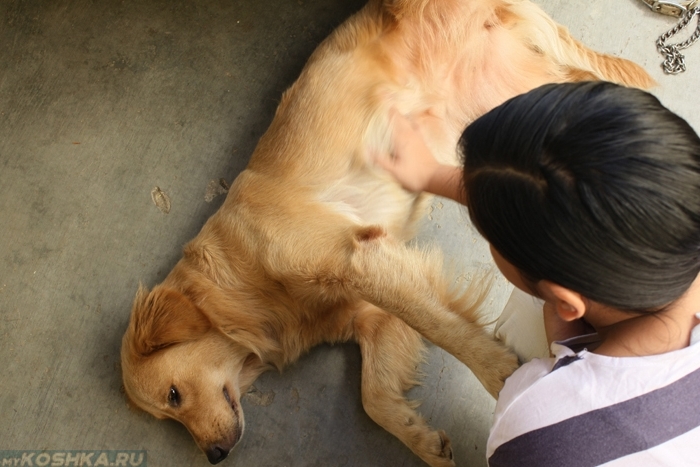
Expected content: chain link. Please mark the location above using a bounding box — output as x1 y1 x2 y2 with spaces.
656 7 700 74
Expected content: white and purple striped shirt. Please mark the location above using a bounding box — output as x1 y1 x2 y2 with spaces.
487 321 700 466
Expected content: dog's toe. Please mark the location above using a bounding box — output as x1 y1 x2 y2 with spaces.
420 430 456 467
438 430 453 460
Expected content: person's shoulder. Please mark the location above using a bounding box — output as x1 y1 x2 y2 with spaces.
491 349 600 441
489 340 700 463
490 358 560 441
492 344 700 447
497 343 584 410
497 357 553 405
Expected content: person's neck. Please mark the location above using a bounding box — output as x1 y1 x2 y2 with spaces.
589 274 700 357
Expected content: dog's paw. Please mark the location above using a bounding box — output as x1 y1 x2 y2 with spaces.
419 429 455 467
481 348 520 398
436 430 454 463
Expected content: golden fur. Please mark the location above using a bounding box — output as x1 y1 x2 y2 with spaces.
121 0 654 465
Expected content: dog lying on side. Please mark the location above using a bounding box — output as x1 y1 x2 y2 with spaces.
120 0 654 465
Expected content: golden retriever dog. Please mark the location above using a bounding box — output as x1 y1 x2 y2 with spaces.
121 0 653 465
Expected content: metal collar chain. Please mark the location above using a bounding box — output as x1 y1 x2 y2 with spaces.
655 6 700 74
643 0 700 17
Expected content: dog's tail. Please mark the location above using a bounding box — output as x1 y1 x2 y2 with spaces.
554 25 656 89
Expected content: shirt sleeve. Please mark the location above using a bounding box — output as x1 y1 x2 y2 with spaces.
486 357 554 458
486 341 594 460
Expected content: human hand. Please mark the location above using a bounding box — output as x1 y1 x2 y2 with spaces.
373 109 441 193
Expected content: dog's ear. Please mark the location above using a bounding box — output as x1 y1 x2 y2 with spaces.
129 284 211 356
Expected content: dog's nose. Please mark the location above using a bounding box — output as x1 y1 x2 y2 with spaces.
206 446 229 465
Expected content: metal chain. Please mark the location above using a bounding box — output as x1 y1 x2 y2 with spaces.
656 7 700 74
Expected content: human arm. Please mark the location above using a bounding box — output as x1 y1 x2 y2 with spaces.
374 111 466 204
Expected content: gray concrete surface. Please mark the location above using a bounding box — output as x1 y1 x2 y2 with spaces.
1 1 699 466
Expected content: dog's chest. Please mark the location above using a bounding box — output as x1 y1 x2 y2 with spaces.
315 171 419 231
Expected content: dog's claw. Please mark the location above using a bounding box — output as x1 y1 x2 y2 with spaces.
438 430 453 460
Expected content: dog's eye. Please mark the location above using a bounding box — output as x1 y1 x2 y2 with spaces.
168 386 181 407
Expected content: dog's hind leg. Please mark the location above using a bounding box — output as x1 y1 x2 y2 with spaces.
349 229 519 399
353 303 456 467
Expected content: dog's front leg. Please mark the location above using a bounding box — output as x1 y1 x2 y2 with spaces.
349 230 519 398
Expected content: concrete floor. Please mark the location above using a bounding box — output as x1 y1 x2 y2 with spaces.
1 1 699 466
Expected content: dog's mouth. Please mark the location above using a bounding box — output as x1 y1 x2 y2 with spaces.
204 386 244 464
223 385 233 406
223 385 242 424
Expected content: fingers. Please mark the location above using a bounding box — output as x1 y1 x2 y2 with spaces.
372 149 394 171
370 108 438 193
389 108 419 141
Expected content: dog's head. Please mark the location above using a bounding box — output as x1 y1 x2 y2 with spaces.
121 285 258 464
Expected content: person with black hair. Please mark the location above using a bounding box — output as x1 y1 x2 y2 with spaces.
377 82 700 466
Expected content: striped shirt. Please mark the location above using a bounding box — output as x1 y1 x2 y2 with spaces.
487 323 700 466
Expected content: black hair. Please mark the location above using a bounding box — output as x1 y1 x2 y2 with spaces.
460 82 700 311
